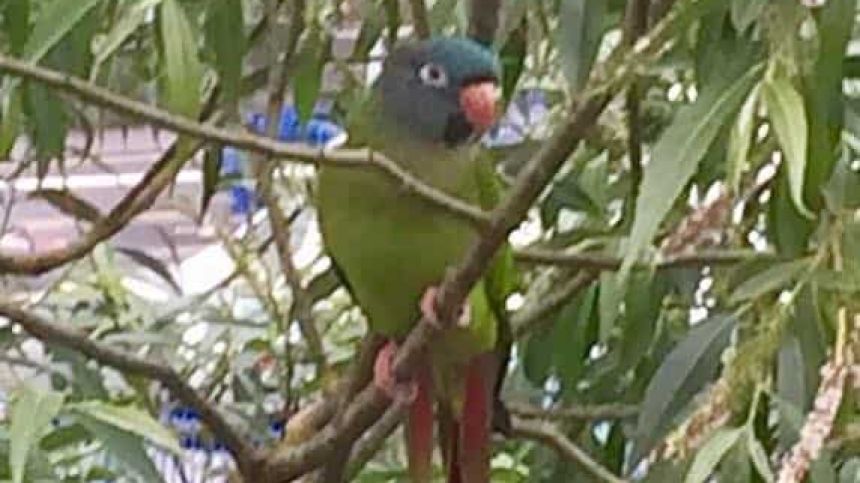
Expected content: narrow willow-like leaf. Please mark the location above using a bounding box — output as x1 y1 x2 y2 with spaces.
21 0 103 64
726 84 760 193
621 64 763 276
9 386 65 483
728 258 811 303
66 401 182 455
632 314 736 462
116 247 183 294
684 428 744 483
294 27 326 122
205 0 245 110
763 74 812 218
747 430 775 482
557 0 606 93
159 0 204 117
91 0 163 80
75 416 163 482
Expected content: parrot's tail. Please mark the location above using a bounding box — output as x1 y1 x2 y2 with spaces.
439 354 495 483
406 366 434 483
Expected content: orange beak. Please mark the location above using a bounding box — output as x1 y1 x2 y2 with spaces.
459 81 500 134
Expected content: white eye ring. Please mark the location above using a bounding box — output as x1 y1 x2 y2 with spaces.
418 63 449 88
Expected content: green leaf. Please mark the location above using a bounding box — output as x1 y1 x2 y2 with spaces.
633 314 736 462
91 0 164 80
684 427 744 483
74 415 163 482
2 0 30 56
730 0 766 33
9 386 64 483
159 0 204 117
200 145 223 219
294 28 327 122
726 84 759 193
622 63 762 276
115 247 183 294
67 401 181 455
598 271 621 342
557 0 606 93
802 0 853 210
28 189 103 223
21 0 103 64
767 168 813 256
205 0 245 110
763 74 812 218
523 326 554 386
746 430 774 483
555 285 598 391
23 82 67 158
728 258 810 303
823 144 860 210
777 334 807 428
498 12 527 103
0 90 22 159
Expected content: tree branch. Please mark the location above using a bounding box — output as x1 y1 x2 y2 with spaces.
344 402 407 479
262 3 699 479
514 248 775 271
408 0 431 38
257 0 328 380
0 303 264 479
0 134 205 275
0 53 492 232
507 401 638 420
510 416 628 483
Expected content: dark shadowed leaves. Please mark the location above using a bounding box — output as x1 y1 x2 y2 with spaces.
557 0 606 93
29 189 103 223
632 314 736 463
116 247 183 294
205 0 245 111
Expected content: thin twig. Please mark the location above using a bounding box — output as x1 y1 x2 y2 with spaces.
511 416 628 483
514 248 775 271
507 401 639 420
257 0 327 381
344 402 408 479
511 271 598 338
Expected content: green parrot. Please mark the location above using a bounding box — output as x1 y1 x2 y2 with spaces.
317 37 513 482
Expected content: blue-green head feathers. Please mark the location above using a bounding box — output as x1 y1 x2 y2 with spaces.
375 37 501 147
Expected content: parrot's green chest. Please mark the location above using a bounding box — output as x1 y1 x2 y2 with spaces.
317 148 479 340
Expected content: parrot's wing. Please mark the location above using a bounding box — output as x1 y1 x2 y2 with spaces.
473 154 521 436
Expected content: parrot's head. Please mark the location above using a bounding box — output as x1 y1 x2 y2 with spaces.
376 37 501 147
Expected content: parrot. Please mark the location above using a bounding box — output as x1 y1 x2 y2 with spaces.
316 37 515 482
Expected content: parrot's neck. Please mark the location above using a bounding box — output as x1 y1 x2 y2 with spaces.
372 119 479 199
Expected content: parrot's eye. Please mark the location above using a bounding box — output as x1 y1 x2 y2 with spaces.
417 63 448 88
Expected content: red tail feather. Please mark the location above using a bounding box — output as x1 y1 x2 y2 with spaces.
406 366 434 483
456 354 495 483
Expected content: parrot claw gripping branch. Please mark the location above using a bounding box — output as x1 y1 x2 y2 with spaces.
317 37 508 483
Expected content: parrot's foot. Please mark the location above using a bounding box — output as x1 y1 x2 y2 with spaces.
420 286 471 328
373 341 417 403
